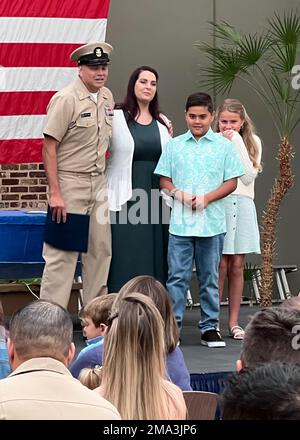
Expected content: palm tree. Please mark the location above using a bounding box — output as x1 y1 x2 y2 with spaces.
196 10 300 305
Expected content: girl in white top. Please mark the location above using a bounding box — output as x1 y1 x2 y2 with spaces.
216 99 262 339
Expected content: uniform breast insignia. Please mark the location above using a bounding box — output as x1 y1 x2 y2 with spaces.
80 112 92 118
105 107 114 117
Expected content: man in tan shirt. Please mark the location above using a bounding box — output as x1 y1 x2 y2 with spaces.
0 300 121 420
40 42 114 308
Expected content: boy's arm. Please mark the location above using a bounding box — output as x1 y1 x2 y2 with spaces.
160 176 194 208
193 178 237 210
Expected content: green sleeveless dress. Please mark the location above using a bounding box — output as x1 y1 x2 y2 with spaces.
108 113 169 292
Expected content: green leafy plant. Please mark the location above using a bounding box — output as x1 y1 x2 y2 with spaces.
243 262 259 305
0 278 41 299
243 262 259 282
0 278 41 284
196 10 300 305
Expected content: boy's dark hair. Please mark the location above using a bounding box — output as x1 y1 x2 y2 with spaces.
221 362 300 420
185 92 214 113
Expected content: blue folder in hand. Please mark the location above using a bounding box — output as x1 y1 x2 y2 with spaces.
44 207 90 253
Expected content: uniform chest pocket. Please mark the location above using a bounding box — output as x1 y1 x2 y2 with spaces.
105 115 113 126
76 117 97 128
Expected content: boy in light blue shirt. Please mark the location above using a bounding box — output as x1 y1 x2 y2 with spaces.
155 92 244 347
70 294 116 377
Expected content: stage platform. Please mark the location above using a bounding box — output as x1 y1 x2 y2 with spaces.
179 303 260 374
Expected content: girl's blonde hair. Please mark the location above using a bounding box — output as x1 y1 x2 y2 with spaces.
78 367 103 390
101 292 184 419
118 275 179 352
215 98 262 171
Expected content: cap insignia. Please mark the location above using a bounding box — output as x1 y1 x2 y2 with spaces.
94 47 103 58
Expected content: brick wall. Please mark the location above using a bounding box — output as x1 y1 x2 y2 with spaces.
0 164 47 210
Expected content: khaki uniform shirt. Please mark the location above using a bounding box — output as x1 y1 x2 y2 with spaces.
44 77 114 173
0 357 121 420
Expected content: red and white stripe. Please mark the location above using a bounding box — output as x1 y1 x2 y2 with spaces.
0 0 110 164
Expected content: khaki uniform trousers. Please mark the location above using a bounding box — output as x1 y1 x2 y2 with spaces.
40 171 111 308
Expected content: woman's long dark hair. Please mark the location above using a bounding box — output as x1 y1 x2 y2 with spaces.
115 66 168 128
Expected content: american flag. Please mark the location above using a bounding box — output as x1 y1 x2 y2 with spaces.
0 0 110 164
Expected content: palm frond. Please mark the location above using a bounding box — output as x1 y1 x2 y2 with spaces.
238 33 270 66
208 20 242 44
268 11 300 45
268 74 291 103
199 47 246 95
197 10 300 138
196 42 226 60
270 43 297 72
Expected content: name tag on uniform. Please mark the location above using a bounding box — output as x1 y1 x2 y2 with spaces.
105 107 114 117
80 112 91 118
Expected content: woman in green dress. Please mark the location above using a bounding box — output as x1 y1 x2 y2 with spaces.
106 66 172 292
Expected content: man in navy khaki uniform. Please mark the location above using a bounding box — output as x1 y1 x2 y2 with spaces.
40 42 114 308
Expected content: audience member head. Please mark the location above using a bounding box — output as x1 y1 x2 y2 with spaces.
8 300 75 369
221 362 300 420
79 294 117 340
281 296 300 311
101 292 182 419
119 275 179 352
116 65 167 127
237 306 300 371
78 366 103 390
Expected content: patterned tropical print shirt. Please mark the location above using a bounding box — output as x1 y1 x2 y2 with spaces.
155 128 244 237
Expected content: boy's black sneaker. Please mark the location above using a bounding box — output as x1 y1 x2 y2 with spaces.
201 329 226 348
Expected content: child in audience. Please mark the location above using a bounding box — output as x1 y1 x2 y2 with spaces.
78 366 103 390
70 294 116 377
